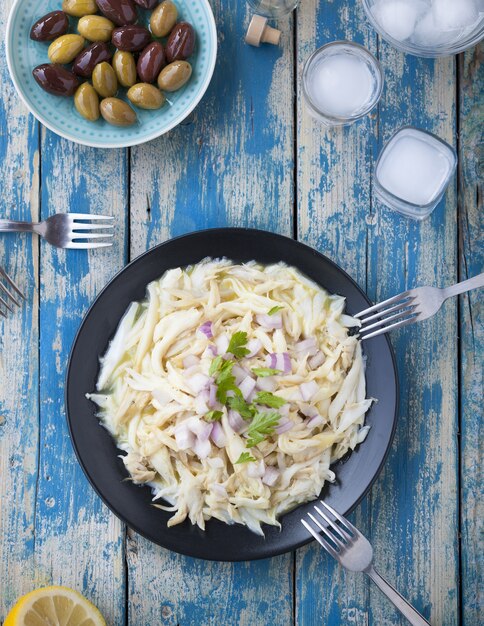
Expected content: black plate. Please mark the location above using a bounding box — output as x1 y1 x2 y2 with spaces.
66 228 398 561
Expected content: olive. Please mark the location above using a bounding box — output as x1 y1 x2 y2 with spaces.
32 64 80 96
73 42 112 77
92 61 118 97
112 50 137 87
112 25 151 51
48 34 86 65
150 1 177 38
96 0 137 26
100 97 137 126
78 15 115 42
74 83 100 121
165 22 195 63
127 83 166 109
62 0 98 17
137 42 165 84
30 11 69 42
133 0 158 8
157 60 191 92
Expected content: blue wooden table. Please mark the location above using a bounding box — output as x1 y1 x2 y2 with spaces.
1 1 482 624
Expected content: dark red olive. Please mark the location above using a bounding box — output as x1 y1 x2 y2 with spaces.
30 11 69 42
32 64 80 96
73 42 112 77
112 25 151 51
96 0 138 26
133 0 158 8
137 41 165 83
165 22 195 63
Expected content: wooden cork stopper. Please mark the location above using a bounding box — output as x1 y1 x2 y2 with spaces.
245 15 281 47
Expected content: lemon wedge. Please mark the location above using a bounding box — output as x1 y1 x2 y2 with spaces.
4 586 106 626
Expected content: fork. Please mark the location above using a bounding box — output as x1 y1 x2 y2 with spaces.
0 266 25 318
302 501 430 625
0 213 114 249
355 273 484 340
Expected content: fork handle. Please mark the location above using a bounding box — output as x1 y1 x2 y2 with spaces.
0 219 39 233
366 566 430 625
443 272 484 299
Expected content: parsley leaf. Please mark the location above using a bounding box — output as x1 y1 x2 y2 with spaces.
246 411 281 448
227 331 250 358
252 367 282 377
212 360 241 404
227 395 255 420
253 391 287 408
235 452 256 464
209 355 224 376
268 305 284 315
206 410 223 422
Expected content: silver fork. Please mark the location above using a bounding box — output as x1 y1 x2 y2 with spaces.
355 273 484 340
302 501 430 625
0 266 25 318
0 213 114 249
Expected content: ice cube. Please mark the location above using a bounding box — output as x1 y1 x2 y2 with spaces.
431 0 479 31
412 9 463 46
372 0 429 42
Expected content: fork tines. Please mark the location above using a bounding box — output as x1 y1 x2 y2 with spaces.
355 292 419 340
301 500 355 556
69 214 114 249
0 267 25 318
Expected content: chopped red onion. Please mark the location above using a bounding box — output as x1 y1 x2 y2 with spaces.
152 388 172 406
299 404 318 418
194 437 211 459
262 466 279 486
228 410 246 433
239 376 256 400
278 403 290 418
215 334 229 355
308 351 325 369
307 414 325 429
256 376 277 392
183 354 200 368
207 344 218 357
247 459 265 478
246 338 262 357
256 313 283 330
211 421 226 447
186 417 212 441
275 418 293 434
300 380 318 401
295 338 318 357
186 373 211 394
194 393 209 415
183 364 200 378
233 364 248 385
174 424 195 451
198 321 213 338
266 353 277 369
208 384 217 408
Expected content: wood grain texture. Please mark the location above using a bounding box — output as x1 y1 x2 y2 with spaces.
458 44 483 626
34 134 128 622
0 0 39 616
127 2 295 624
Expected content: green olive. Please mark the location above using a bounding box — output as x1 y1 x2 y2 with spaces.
92 62 118 98
157 60 192 92
150 1 178 37
74 83 100 121
48 34 86 64
62 0 98 17
100 98 137 126
127 83 166 110
78 15 114 42
112 50 137 88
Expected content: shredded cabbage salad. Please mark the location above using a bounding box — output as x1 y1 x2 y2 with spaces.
87 259 373 535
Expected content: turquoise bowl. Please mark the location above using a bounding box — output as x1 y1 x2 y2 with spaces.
6 0 217 148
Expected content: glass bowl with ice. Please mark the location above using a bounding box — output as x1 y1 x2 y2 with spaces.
361 0 484 57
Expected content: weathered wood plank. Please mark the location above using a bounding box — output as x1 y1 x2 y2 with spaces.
0 1 39 618
458 43 483 626
296 1 378 624
296 1 459 625
34 134 128 622
127 1 295 623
